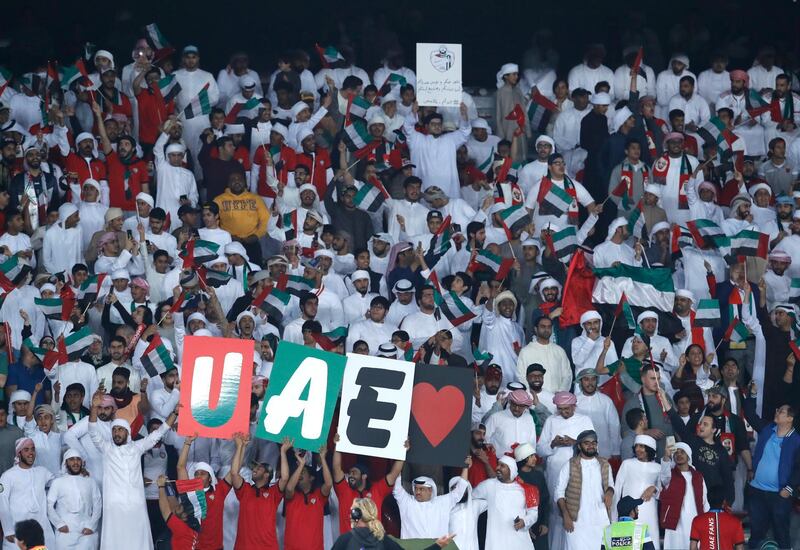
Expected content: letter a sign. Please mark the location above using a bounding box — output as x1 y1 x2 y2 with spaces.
178 336 255 439
256 342 346 451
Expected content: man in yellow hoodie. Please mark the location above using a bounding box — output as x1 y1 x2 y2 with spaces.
214 171 269 263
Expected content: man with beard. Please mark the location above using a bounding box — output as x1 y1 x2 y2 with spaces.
575 368 621 461
89 386 178 550
96 337 137 393
150 368 180 422
46 448 102 550
0 438 55 550
64 132 108 200
485 389 537 456
668 76 710 131
516 316 573 393
537 392 595 549
8 145 60 227
331 437 403 534
774 210 800 277
526 363 556 425
763 251 792 310
92 101 148 215
759 73 800 143
555 429 615 550
651 132 700 225
467 422 498 487
717 70 768 157
668 405 735 506
643 221 673 267
472 455 539 550
63 393 115 485
473 364 503 424
108 367 149 430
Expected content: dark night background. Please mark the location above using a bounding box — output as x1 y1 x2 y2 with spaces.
2 0 799 86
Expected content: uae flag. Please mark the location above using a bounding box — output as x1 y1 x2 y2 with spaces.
182 83 212 120
429 215 453 256
723 317 750 343
627 200 646 239
312 326 348 351
697 117 741 154
790 335 800 359
315 44 344 67
141 334 176 377
180 239 220 266
198 267 232 288
353 177 390 213
34 298 64 320
745 90 772 118
429 272 476 327
156 74 181 104
468 250 514 281
592 264 676 312
277 273 315 297
63 327 94 360
0 255 30 284
671 225 693 261
687 219 725 249
789 278 800 303
79 273 108 302
253 286 291 323
560 249 596 327
0 271 15 293
23 338 63 370
544 225 577 262
505 104 526 135
346 95 372 122
631 47 646 79
378 73 408 95
527 88 558 133
499 204 529 240
536 178 573 218
472 349 494 371
695 299 722 327
225 97 261 123
730 229 769 259
58 62 86 90
342 119 374 154
145 23 171 52
614 292 637 330
281 211 298 241
175 478 207 524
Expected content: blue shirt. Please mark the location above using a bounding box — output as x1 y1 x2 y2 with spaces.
6 362 51 405
751 432 784 491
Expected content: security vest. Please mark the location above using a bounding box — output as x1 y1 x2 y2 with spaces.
602 519 648 549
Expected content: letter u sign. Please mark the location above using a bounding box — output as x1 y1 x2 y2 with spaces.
177 336 256 439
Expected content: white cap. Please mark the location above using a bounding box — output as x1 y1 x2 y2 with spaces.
351 270 370 281
111 269 130 281
613 106 634 131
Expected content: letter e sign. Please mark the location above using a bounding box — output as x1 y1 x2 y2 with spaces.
255 342 346 451
178 336 255 439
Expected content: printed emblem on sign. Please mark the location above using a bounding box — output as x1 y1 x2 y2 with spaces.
654 157 668 171
430 46 455 73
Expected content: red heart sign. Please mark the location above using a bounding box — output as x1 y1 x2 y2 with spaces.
410 383 465 447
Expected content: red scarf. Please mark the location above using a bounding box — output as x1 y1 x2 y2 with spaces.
515 478 540 508
652 153 691 209
538 301 559 316
688 311 706 349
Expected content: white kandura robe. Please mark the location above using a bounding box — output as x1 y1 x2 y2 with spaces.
173 67 220 180
613 458 662 550
77 199 108 254
575 393 621 458
90 420 170 550
0 465 55 550
47 472 102 550
472 479 537 550
153 132 200 223
484 408 537 457
448 480 485 550
393 475 467 539
654 154 700 226
555 458 614 550
535 413 594 550
403 115 471 198
24 424 63 476
400 310 462 352
347 319 398 356
62 419 111 485
479 308 525 385
659 462 709 550
592 241 641 268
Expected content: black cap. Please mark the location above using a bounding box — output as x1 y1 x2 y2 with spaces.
526 363 546 375
617 496 644 517
426 210 443 221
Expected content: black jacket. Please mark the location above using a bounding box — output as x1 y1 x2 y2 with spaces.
331 527 438 550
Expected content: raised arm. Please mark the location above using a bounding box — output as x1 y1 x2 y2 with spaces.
277 437 292 492
318 445 333 497
284 448 306 500
228 432 248 490
156 475 173 521
91 101 113 156
176 433 197 481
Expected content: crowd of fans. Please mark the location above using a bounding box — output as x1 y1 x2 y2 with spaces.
0 21 799 550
